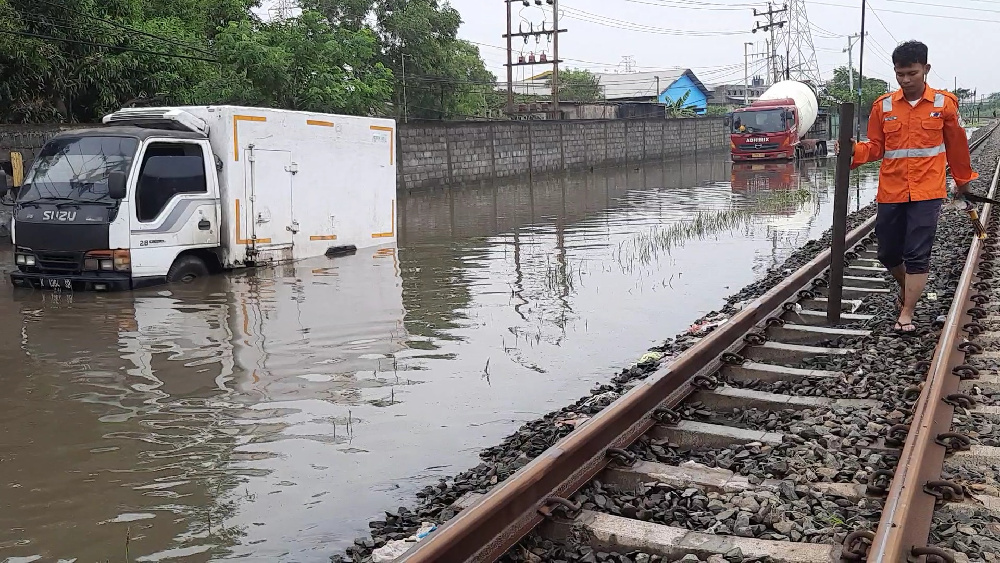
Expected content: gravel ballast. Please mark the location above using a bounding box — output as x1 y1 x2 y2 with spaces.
338 127 1000 563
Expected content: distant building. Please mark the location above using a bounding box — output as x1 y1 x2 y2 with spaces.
593 69 711 114
708 77 767 107
507 68 712 115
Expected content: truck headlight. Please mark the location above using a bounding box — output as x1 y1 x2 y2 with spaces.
15 254 34 266
15 254 25 265
25 255 35 266
85 250 130 272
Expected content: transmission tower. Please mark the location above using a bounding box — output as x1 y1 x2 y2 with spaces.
772 0 823 87
268 0 297 21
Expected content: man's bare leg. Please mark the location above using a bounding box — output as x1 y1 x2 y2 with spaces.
889 264 906 308
898 272 929 329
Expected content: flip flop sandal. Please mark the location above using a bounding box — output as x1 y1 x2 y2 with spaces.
894 321 917 334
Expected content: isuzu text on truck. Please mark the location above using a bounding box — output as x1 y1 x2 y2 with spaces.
3 106 397 291
729 80 831 162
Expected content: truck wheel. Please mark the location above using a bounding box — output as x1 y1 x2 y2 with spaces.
167 255 209 284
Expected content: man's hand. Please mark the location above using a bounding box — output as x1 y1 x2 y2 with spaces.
950 178 971 195
834 138 856 156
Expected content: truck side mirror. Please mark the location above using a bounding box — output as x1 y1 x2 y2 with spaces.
108 171 127 200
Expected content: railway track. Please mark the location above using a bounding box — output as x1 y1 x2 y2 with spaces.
379 124 1000 563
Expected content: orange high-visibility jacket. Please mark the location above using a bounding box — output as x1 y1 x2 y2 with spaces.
852 85 978 203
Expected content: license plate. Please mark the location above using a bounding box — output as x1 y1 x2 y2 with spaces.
752 164 765 170
43 277 73 290
752 153 766 159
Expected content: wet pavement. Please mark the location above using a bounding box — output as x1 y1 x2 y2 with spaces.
0 152 878 562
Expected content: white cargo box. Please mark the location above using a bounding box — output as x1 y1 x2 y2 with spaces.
107 105 397 267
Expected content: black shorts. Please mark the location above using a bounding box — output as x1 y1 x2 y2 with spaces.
875 199 943 275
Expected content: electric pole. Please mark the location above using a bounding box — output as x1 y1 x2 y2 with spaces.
752 3 788 84
843 32 864 94
856 0 867 139
744 42 753 105
504 0 566 118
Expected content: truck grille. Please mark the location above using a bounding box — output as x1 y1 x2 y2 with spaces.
35 251 84 274
738 143 780 151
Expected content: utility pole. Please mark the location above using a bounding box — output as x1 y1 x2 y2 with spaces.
503 0 565 118
752 2 788 84
744 42 753 105
855 0 867 139
552 0 560 111
843 32 863 94
506 0 513 113
402 55 408 124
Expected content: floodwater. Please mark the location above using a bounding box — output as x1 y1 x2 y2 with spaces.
0 153 880 562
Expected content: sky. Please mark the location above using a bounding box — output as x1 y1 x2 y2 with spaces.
444 0 1000 95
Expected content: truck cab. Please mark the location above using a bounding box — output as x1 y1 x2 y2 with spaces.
730 101 801 161
9 122 222 291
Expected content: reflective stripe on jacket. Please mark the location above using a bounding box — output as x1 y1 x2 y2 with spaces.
851 85 978 203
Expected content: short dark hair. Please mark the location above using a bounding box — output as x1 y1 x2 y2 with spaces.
892 41 928 66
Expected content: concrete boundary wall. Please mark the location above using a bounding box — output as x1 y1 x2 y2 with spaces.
0 118 727 190
397 118 727 190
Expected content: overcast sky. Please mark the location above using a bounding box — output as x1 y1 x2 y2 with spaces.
446 0 1000 95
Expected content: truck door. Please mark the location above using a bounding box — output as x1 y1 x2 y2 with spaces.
129 140 220 278
244 148 293 249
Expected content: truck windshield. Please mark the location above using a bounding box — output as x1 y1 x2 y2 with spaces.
18 136 138 204
731 109 787 134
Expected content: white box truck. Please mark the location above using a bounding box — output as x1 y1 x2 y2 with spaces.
4 106 397 291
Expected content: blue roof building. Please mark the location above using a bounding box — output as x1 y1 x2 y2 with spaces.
594 69 711 115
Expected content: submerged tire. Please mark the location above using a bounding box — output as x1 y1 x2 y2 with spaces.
166 255 209 284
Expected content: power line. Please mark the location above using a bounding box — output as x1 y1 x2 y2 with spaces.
561 6 746 36
623 0 757 10
883 0 1000 16
867 4 899 44
810 0 1000 24
0 28 219 62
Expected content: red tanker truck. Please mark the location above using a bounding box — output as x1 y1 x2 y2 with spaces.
728 80 832 162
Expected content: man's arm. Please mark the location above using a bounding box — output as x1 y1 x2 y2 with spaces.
943 99 979 190
850 100 885 169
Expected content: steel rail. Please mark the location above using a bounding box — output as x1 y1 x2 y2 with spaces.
869 142 1000 561
398 219 879 563
399 122 1000 563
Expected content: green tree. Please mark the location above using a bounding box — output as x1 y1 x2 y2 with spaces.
376 0 494 120
663 91 695 117
207 10 393 115
0 0 249 122
953 87 974 102
0 0 494 123
553 68 601 102
824 66 889 113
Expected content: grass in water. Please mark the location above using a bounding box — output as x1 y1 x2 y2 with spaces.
617 188 816 269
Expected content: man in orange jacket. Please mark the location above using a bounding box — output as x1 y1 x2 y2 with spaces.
839 40 978 333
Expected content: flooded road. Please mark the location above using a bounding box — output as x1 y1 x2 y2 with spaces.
0 153 879 562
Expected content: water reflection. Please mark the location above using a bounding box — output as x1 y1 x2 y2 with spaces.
0 152 880 562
